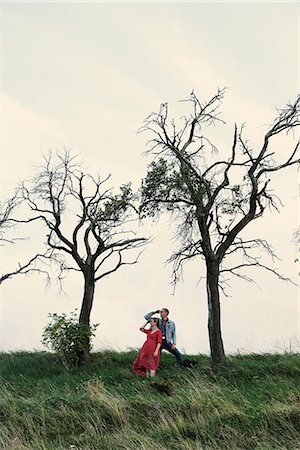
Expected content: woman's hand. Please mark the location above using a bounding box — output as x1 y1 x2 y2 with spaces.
153 351 158 358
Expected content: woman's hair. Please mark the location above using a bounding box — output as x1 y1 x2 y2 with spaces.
152 317 160 326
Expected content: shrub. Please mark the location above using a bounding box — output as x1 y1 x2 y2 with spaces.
41 311 99 367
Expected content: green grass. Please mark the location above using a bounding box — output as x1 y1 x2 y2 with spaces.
0 351 299 449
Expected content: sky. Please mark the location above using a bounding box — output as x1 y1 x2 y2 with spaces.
0 1 299 356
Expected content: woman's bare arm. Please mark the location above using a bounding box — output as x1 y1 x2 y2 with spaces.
140 321 149 333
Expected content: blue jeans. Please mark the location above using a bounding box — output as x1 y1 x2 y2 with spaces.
161 340 183 367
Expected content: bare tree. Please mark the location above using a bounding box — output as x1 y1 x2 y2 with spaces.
18 150 148 364
0 196 47 283
140 89 300 366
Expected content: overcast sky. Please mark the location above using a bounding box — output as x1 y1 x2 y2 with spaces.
1 1 299 356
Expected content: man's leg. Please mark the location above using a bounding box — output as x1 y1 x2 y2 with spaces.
171 346 183 367
162 341 183 367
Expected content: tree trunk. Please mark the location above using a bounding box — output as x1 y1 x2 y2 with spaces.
206 259 226 367
78 272 95 365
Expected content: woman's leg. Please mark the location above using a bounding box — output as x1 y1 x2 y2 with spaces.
149 370 156 377
146 369 150 378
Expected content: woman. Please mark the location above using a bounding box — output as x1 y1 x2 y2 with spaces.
132 318 162 378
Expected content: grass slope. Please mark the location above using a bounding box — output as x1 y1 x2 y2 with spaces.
0 351 299 449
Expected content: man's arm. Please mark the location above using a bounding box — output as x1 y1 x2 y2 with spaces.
144 310 160 321
171 323 177 347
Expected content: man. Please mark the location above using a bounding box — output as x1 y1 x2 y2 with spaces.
144 308 183 367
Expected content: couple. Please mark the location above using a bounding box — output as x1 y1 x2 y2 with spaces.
132 308 183 378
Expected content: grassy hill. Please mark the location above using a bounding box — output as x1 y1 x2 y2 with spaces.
0 351 299 449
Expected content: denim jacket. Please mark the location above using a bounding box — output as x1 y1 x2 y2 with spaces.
144 311 176 345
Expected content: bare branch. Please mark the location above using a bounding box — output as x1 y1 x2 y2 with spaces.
0 253 50 284
220 262 296 285
94 250 144 282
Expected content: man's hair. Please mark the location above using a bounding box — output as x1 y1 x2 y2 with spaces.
161 308 169 315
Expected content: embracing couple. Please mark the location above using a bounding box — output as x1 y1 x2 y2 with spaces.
132 308 183 378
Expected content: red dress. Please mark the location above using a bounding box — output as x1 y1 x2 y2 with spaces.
132 328 162 376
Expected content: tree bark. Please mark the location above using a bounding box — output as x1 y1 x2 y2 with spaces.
78 271 95 365
206 259 226 367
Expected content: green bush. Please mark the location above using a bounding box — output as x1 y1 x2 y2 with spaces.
41 311 99 368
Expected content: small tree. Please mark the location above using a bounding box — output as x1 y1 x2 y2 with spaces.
140 89 300 366
20 150 148 364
